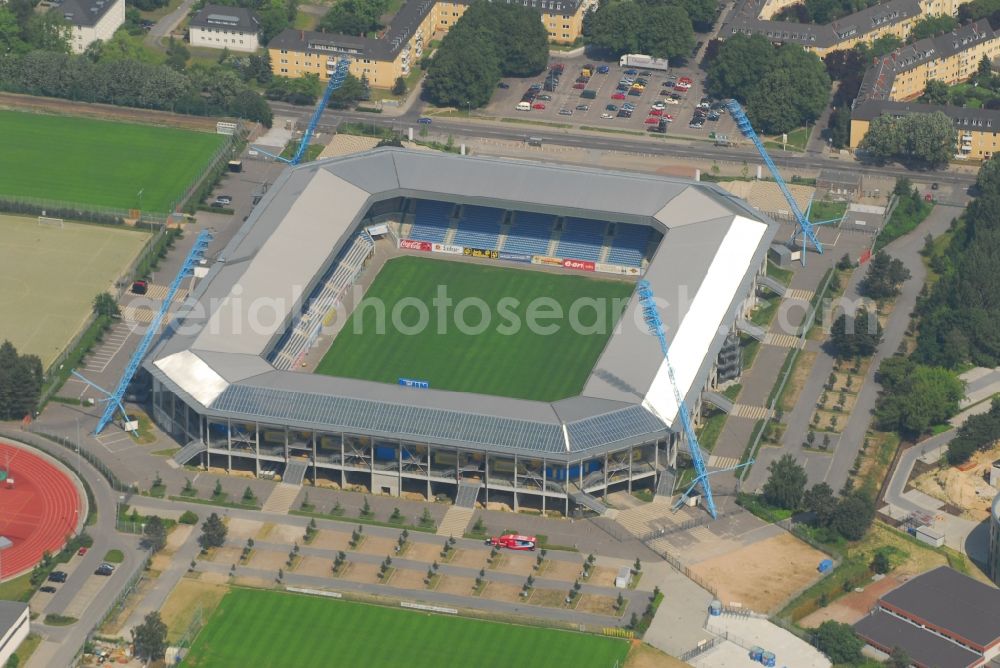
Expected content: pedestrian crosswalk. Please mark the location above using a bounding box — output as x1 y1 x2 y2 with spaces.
764 333 804 348
785 288 814 302
708 455 740 469
143 284 188 302
120 306 155 324
731 404 770 420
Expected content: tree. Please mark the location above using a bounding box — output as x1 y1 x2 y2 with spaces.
887 646 912 668
141 515 167 553
198 512 227 550
319 0 388 36
802 482 837 527
921 78 950 105
392 76 407 96
589 2 695 60
830 307 883 359
947 397 1000 464
870 34 903 57
826 107 850 149
859 251 911 301
831 493 875 540
92 292 119 318
875 359 964 436
424 30 499 108
860 111 955 168
814 620 863 664
908 14 958 41
761 454 807 510
132 611 168 662
0 340 41 421
871 550 891 574
165 36 189 71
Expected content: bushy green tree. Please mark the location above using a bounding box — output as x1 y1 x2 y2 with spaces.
860 111 955 168
875 357 964 436
859 251 911 301
830 307 882 359
947 398 1000 464
319 0 388 36
132 612 168 662
762 454 808 510
141 515 167 553
589 1 695 60
198 512 228 550
908 14 958 41
814 620 863 664
802 482 837 527
0 340 42 421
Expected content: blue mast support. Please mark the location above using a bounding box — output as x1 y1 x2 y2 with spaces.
636 280 718 518
725 100 824 264
93 230 213 435
254 59 352 165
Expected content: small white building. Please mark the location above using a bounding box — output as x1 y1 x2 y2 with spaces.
0 601 30 668
60 0 125 54
189 5 260 53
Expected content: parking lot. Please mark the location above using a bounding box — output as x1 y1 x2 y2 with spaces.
488 52 740 141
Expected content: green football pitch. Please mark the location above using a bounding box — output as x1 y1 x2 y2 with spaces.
0 110 226 213
182 589 629 668
315 256 635 401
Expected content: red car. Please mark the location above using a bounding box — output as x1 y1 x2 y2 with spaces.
644 117 660 124
77 547 88 556
572 82 586 89
532 103 546 110
649 108 663 116
611 93 626 100
678 76 693 84
486 534 537 551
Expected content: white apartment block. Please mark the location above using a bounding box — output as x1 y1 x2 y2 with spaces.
189 5 260 52
60 0 125 54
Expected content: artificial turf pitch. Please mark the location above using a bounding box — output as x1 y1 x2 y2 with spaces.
315 256 635 401
0 110 226 212
182 588 629 668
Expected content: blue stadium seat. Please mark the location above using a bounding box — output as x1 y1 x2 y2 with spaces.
453 206 503 249
557 218 607 262
607 223 651 267
504 211 555 256
409 200 453 243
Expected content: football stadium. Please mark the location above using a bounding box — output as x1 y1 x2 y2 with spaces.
147 148 776 513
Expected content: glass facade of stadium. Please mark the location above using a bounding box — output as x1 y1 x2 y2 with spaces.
152 381 677 513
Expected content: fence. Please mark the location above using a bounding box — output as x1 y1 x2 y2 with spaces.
0 194 172 224
176 126 245 213
15 426 131 493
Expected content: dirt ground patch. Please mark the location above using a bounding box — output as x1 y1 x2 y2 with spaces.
625 642 689 668
436 575 476 596
406 541 445 563
295 555 333 578
817 392 856 414
164 525 192 554
587 566 619 588
781 351 817 412
390 568 428 590
910 443 1000 520
577 594 621 617
233 575 272 588
482 581 525 603
529 588 568 608
268 523 307 545
813 410 844 433
689 533 826 614
799 575 902 628
831 372 860 393
227 518 262 540
356 535 396 558
309 530 350 551
247 549 287 572
346 561 381 584
450 548 489 569
495 553 534 576
160 579 229 643
207 546 242 566
541 558 584 583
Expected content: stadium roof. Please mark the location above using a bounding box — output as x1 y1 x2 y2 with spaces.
147 149 775 459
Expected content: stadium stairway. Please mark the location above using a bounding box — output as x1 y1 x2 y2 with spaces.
172 440 206 467
546 227 562 256
758 274 787 296
455 481 481 508
567 482 611 516
261 483 301 515
436 506 475 537
702 391 734 413
654 469 677 502
283 460 308 486
736 319 767 342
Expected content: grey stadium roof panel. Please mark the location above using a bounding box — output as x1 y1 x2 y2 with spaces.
146 149 775 459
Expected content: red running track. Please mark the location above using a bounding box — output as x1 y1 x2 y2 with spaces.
0 441 80 580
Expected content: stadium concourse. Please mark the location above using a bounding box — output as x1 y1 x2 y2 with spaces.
147 148 777 514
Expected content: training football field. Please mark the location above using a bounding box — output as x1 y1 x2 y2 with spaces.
0 214 148 368
182 589 629 668
316 256 635 401
0 110 226 212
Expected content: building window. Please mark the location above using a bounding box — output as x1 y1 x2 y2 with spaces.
280 67 288 72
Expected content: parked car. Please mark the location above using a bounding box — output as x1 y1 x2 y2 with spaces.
611 93 626 100
532 103 546 110
639 71 652 77
624 68 638 75
601 112 614 118
77 547 88 556
572 82 586 89
558 108 573 115
48 571 67 583
497 82 510 89
661 81 674 89
40 586 57 593
597 65 610 73
649 108 663 116
95 563 114 576
130 280 148 295
530 83 543 90
209 201 226 209
575 104 590 111
617 109 632 118
606 104 618 111
537 94 552 101
628 89 642 96
214 195 232 205
707 112 721 121
644 117 660 124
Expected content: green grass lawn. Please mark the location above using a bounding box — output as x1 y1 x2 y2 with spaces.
0 110 226 212
316 256 633 401
183 589 629 668
103 549 125 564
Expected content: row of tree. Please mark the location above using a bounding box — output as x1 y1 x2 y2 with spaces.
0 0 72 55
585 0 696 62
915 157 1000 366
0 49 272 125
859 110 955 168
705 34 830 134
761 454 876 540
773 0 875 24
319 0 389 36
423 2 549 108
947 398 1000 464
0 341 42 422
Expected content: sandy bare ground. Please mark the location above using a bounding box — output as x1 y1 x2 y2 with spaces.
451 548 489 569
577 594 620 617
481 581 525 603
689 533 826 614
391 568 428 590
165 525 192 553
247 549 287 572
587 566 619 588
348 562 381 584
799 575 902 628
541 559 584 583
911 443 1000 521
529 588 568 608
202 571 230 585
356 535 396 557
295 555 333 578
309 530 351 551
160 579 229 643
624 642 690 668
208 546 242 566
269 523 307 545
233 575 272 588
227 518 262 541
407 542 445 563
436 575 475 596
495 553 534 576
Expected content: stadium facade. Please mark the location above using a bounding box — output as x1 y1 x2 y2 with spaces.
147 149 777 513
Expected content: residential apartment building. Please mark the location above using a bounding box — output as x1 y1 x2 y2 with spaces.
720 0 961 57
59 0 125 54
189 5 261 53
849 21 1000 158
269 0 589 88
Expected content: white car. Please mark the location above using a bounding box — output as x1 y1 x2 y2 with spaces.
664 98 680 105
600 112 613 119
651 103 665 110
